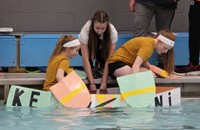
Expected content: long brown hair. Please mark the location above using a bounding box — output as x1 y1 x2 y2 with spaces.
50 34 76 59
88 10 112 61
157 29 176 75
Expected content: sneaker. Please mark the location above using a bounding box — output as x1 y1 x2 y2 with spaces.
175 62 200 74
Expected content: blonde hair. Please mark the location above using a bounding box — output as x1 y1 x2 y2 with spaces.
50 34 76 59
157 29 176 75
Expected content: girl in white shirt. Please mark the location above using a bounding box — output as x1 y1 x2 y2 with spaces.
78 10 118 94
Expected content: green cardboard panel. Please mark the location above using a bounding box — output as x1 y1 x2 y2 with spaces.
6 85 54 108
117 71 156 107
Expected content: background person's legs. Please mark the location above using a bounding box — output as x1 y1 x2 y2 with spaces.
175 1 200 73
132 3 154 37
155 6 175 68
188 1 200 67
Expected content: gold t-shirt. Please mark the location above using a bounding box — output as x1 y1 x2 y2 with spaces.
43 55 70 91
109 37 155 66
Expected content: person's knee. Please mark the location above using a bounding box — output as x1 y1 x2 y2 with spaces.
114 67 133 77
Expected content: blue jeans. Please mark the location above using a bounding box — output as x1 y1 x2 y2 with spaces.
132 3 175 37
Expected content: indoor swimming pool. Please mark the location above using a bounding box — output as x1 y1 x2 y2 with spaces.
0 99 200 130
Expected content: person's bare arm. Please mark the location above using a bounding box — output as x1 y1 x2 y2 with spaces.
129 0 136 12
132 56 144 73
81 43 97 92
56 69 65 82
142 61 151 69
99 43 116 93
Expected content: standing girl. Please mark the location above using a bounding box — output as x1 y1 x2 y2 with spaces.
78 10 118 94
43 35 80 91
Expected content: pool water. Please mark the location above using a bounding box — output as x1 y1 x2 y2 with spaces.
0 99 200 130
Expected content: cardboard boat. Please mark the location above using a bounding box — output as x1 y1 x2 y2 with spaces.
6 85 180 108
6 71 181 108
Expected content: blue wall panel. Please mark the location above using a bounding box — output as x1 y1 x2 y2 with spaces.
174 33 189 66
0 36 16 67
20 34 61 67
20 34 83 67
0 33 191 67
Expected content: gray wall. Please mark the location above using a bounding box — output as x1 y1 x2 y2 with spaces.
0 0 190 33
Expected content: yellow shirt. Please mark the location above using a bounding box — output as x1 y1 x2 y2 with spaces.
109 37 155 66
43 55 70 91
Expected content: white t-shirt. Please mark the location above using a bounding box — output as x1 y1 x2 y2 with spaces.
78 20 118 44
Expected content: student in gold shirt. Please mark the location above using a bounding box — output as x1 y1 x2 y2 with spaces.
43 35 80 91
108 29 175 78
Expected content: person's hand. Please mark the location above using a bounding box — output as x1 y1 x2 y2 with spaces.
129 0 136 12
99 82 108 94
89 84 97 94
99 89 108 94
167 73 182 78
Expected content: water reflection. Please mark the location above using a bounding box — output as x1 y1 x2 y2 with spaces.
0 100 200 129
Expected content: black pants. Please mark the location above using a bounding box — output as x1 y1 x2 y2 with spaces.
79 46 105 69
189 0 200 66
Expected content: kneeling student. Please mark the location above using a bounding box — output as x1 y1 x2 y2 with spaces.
43 35 80 91
108 29 175 78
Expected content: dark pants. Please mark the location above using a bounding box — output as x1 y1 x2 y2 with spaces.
189 0 200 66
94 47 105 69
79 44 105 69
79 40 105 79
